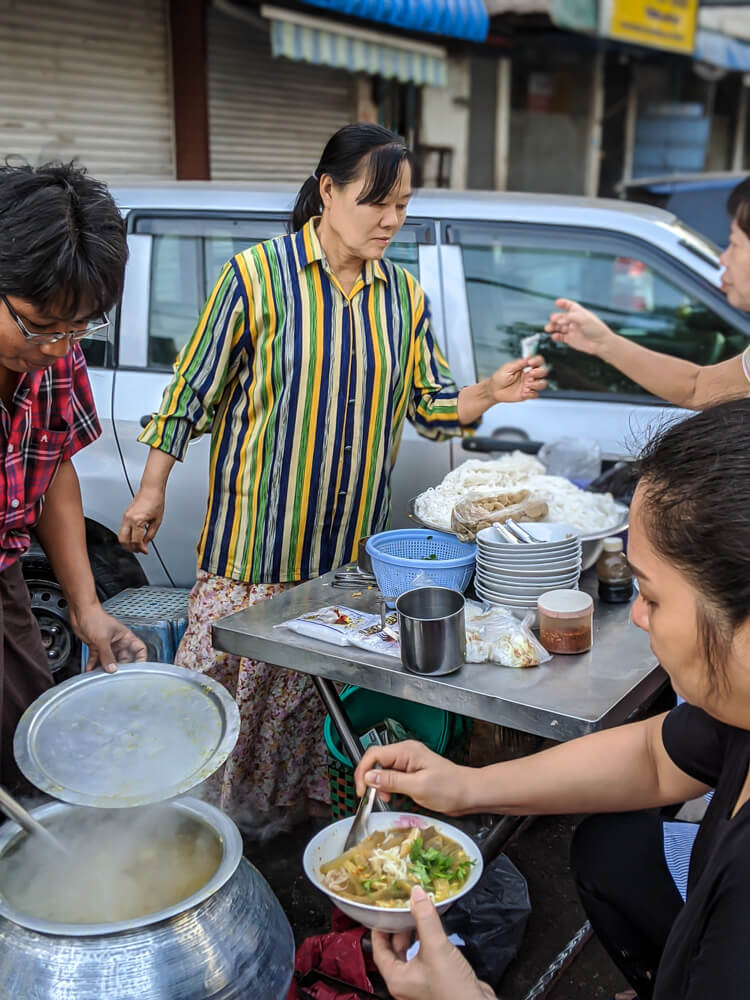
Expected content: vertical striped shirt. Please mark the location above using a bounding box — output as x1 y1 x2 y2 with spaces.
140 218 470 583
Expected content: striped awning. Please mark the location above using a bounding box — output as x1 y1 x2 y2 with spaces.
695 27 750 70
300 0 489 42
263 5 448 87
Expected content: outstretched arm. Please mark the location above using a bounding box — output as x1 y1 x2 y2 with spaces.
355 714 710 818
546 298 749 409
37 461 147 671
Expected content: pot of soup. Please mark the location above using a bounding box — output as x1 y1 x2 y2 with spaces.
0 797 294 999
0 664 295 999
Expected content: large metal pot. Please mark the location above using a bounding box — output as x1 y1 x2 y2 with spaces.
0 797 294 999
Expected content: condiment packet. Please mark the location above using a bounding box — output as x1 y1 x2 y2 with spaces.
350 611 401 658
276 606 379 646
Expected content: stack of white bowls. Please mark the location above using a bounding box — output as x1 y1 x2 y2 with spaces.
474 522 582 617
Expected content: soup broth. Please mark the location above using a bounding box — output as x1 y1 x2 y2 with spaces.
0 805 223 924
321 825 473 908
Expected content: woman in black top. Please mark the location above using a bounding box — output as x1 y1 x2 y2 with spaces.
354 398 750 1000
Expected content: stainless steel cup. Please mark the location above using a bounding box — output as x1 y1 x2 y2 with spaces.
396 587 466 676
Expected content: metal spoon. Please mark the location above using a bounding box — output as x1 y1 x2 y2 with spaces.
493 521 521 545
504 518 536 544
343 763 382 851
0 785 69 855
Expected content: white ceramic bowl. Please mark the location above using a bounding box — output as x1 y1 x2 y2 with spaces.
476 560 580 578
303 812 483 933
476 577 580 598
477 540 581 558
476 574 581 591
474 583 542 607
476 560 581 581
477 541 580 557
476 592 574 608
478 566 581 581
476 522 579 549
473 589 538 621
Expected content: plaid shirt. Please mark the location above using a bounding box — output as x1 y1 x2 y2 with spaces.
0 344 100 571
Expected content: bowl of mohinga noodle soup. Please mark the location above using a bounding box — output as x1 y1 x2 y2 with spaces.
303 813 483 932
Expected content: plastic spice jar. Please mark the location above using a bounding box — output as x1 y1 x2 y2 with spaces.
537 590 594 655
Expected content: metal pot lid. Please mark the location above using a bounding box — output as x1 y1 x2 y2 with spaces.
13 663 241 808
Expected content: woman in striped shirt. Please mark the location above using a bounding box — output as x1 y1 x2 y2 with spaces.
118 124 547 834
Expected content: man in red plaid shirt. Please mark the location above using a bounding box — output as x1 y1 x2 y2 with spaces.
0 163 146 791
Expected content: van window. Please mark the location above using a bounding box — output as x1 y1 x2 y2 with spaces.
386 240 419 280
142 217 421 368
452 225 747 399
140 217 285 368
79 312 113 368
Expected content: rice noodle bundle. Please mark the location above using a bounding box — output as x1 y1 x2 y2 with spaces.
415 454 621 536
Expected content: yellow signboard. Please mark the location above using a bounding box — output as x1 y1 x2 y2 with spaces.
609 0 697 54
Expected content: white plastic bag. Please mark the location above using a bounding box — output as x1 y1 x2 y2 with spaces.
276 606 379 646
465 603 550 669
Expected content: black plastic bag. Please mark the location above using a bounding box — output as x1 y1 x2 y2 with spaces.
443 853 531 987
588 461 638 505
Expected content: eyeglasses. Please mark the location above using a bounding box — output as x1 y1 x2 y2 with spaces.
1 294 109 344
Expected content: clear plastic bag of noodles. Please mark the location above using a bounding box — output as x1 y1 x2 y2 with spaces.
451 490 548 542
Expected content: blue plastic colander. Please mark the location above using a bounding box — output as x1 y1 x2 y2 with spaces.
366 529 476 600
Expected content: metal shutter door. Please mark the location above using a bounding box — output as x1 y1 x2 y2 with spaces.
0 0 174 180
207 6 354 182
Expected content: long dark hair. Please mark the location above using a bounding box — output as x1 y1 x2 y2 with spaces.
0 160 127 316
637 399 750 690
290 123 416 233
727 176 750 239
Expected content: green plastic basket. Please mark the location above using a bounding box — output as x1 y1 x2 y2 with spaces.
324 686 460 819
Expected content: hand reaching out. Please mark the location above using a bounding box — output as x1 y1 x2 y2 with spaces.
544 299 614 356
72 605 148 673
118 486 165 554
489 355 548 403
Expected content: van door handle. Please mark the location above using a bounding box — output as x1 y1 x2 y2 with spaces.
463 436 543 455
140 414 152 428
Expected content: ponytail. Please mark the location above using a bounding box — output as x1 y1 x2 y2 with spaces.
291 174 323 233
289 123 416 233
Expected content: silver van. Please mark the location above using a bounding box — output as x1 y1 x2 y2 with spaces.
28 183 750 672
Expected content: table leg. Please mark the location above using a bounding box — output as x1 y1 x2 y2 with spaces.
311 676 389 812
479 814 531 862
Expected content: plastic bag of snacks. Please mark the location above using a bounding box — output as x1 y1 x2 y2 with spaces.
276 606 379 646
451 490 548 542
349 611 401 658
465 602 550 669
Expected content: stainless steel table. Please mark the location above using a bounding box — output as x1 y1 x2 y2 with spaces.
212 570 665 744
